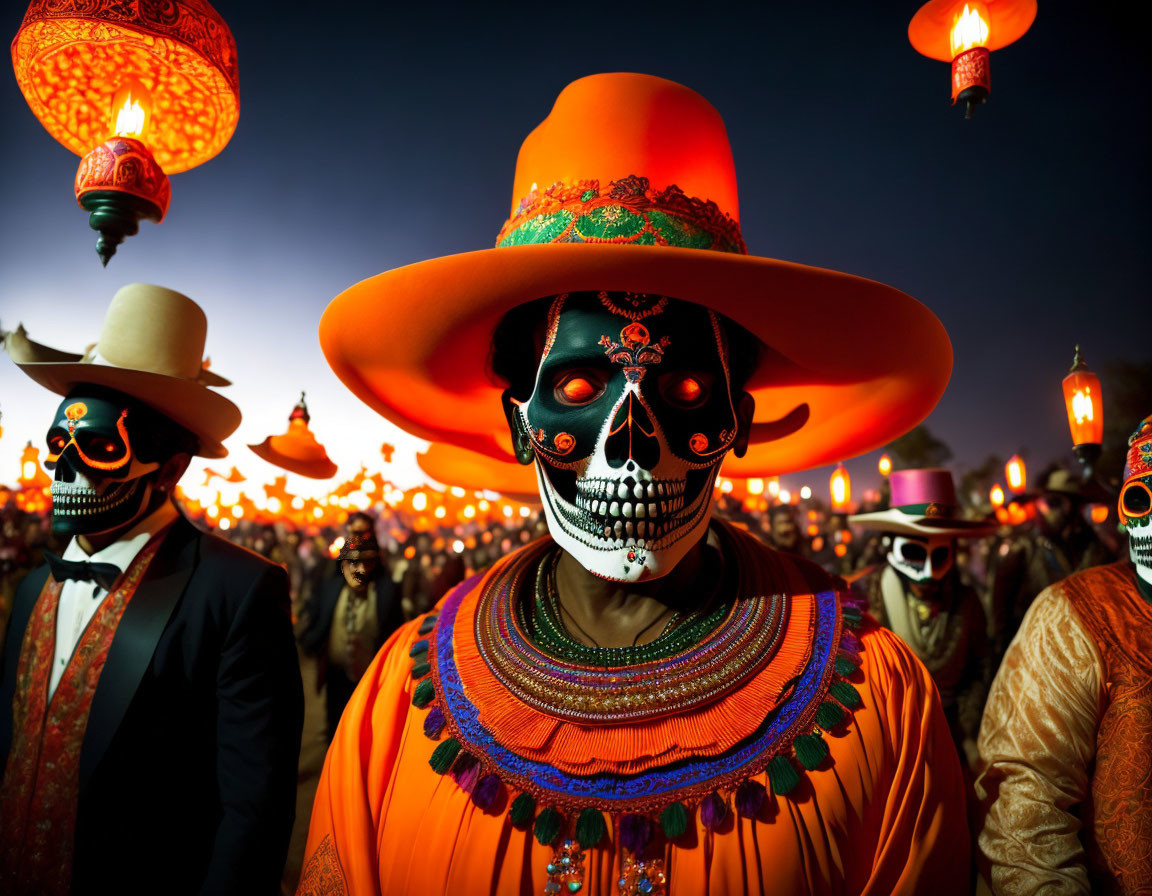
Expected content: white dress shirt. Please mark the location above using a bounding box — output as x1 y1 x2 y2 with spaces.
49 501 178 700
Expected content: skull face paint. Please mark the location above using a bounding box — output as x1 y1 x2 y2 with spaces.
517 291 739 582
886 534 955 585
1119 415 1152 588
44 392 160 536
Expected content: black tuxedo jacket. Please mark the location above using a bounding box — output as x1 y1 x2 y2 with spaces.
0 515 304 896
299 568 404 675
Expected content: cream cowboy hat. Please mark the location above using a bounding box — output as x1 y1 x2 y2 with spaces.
5 283 240 458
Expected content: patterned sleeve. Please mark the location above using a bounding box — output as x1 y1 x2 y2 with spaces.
973 586 1106 894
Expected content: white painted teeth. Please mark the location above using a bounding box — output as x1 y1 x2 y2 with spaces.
610 501 620 516
622 502 633 518
617 482 629 500
614 521 624 537
633 483 644 500
646 483 656 498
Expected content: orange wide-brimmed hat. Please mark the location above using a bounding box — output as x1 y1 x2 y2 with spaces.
320 73 952 489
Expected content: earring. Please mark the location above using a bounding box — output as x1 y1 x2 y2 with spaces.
512 410 535 466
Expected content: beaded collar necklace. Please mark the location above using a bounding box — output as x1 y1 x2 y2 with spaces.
528 543 732 665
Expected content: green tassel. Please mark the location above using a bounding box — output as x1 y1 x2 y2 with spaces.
834 655 857 676
815 700 846 730
411 661 431 680
767 755 800 796
842 606 863 628
509 792 536 830
829 680 862 709
576 807 606 849
412 678 435 708
534 807 562 846
429 738 461 774
659 801 689 839
409 639 429 658
793 733 829 771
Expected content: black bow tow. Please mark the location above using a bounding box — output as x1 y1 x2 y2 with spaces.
45 551 123 592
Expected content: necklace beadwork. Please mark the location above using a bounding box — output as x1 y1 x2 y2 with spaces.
407 523 866 894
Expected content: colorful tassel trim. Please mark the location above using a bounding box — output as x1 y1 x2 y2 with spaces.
405 586 867 853
534 807 563 846
576 807 606 849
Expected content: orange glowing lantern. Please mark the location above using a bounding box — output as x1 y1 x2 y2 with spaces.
12 1 240 264
1005 454 1026 493
989 483 1005 507
909 0 1037 118
249 393 338 480
1061 345 1104 476
19 441 51 489
829 463 851 511
877 453 892 477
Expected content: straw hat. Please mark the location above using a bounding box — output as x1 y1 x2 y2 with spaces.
5 283 239 457
320 73 952 488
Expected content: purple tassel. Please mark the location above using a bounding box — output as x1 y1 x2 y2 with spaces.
735 780 766 818
423 706 446 739
620 814 651 854
699 792 727 830
840 629 863 655
471 773 501 811
842 591 868 611
450 752 480 793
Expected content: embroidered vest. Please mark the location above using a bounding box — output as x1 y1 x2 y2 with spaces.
1063 561 1152 895
0 532 166 896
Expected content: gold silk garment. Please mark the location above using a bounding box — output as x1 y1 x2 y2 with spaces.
298 535 970 896
975 561 1152 894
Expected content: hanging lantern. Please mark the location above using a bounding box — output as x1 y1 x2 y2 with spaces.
1061 345 1104 478
908 0 1036 119
829 463 851 511
989 483 1005 507
12 1 240 264
877 453 892 477
248 393 338 480
1005 454 1026 493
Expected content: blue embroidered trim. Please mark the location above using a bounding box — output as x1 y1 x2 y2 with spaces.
432 585 842 807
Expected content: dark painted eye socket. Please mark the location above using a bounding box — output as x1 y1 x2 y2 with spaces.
1121 481 1152 517
554 371 605 406
931 547 951 568
661 373 711 409
899 542 927 564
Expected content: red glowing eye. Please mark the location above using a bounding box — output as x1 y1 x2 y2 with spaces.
667 376 706 406
49 436 67 451
557 375 599 404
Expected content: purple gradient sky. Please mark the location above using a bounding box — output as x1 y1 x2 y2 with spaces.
1 1 1149 502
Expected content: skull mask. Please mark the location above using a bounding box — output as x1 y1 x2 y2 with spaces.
511 291 748 582
885 534 954 588
1119 415 1152 589
44 388 191 537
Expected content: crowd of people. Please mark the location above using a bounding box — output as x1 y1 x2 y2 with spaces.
2 456 1125 780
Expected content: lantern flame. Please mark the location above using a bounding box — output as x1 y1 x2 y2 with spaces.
990 484 1005 507
878 453 892 477
1071 388 1094 424
112 82 151 139
1005 455 1026 493
950 2 990 57
22 461 36 481
830 464 851 510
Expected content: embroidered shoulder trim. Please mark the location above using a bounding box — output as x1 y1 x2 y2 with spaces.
406 546 865 852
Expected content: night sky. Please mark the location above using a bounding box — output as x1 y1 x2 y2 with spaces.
1 1 1148 500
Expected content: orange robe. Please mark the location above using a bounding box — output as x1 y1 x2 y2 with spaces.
299 526 969 895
